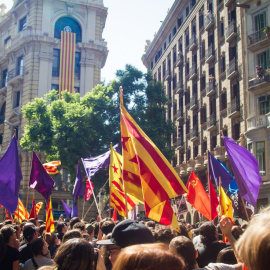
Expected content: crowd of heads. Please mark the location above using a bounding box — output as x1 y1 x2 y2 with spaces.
0 207 270 270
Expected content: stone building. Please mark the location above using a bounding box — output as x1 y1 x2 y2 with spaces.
142 0 270 223
0 0 108 220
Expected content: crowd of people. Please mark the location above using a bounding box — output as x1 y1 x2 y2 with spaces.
0 208 269 270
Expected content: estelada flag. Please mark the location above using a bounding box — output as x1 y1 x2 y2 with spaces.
219 185 233 223
14 198 29 222
109 144 139 217
43 161 61 175
84 179 94 201
45 197 55 233
187 171 211 221
120 88 187 231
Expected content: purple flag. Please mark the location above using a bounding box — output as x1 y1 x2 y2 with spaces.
61 200 71 218
82 143 120 178
222 136 262 207
29 152 55 200
71 201 78 218
208 151 233 189
73 162 84 200
0 136 23 214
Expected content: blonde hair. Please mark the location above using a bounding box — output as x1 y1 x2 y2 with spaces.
236 212 270 270
112 243 184 270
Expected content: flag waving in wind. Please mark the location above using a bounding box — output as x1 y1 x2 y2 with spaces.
120 88 187 231
73 162 84 200
219 185 233 223
46 198 55 233
14 198 29 222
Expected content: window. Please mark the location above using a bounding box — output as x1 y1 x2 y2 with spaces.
75 52 81 79
186 6 190 16
2 69 8 88
202 140 207 155
255 11 266 31
52 49 60 77
164 42 167 50
256 142 265 176
259 95 270 115
13 91 20 108
173 27 177 36
178 15 183 28
74 87 80 93
258 49 270 70
232 123 240 141
51 84 59 92
248 143 253 153
4 36 11 45
169 34 172 43
17 56 24 76
220 92 227 111
19 16 27 32
210 135 217 150
54 17 82 43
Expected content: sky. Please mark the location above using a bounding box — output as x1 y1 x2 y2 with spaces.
2 0 175 83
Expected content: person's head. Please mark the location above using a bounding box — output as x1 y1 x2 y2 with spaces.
216 247 237 264
145 221 155 229
112 243 184 270
62 229 81 243
73 222 87 233
178 225 190 238
236 213 270 270
44 232 58 246
100 219 115 235
23 226 38 243
169 236 197 270
39 224 46 237
199 222 217 246
29 218 40 227
32 238 49 257
56 222 67 234
0 225 16 244
54 238 94 270
231 226 243 240
97 219 154 265
69 217 80 229
3 220 12 225
82 233 90 242
12 224 21 240
85 224 95 236
155 225 176 244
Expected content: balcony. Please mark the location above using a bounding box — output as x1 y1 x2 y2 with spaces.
195 155 205 171
248 70 270 91
175 109 184 121
225 0 235 7
217 0 224 10
176 81 184 95
0 79 7 89
206 81 216 97
190 95 198 110
225 21 237 43
214 146 226 160
190 65 197 80
227 58 238 80
228 98 240 118
176 54 184 67
190 126 199 142
189 35 197 51
246 115 269 134
176 137 184 149
207 114 217 131
205 14 214 31
180 162 188 176
164 69 171 81
0 114 5 125
247 29 270 52
7 67 25 85
205 44 215 63
187 159 195 173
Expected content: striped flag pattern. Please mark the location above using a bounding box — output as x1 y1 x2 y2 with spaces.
5 209 14 222
35 202 43 216
14 198 29 222
45 198 55 233
109 144 139 217
43 161 61 175
120 89 187 231
59 31 76 96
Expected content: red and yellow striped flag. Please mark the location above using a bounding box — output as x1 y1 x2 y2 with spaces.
59 31 76 96
43 161 61 175
5 209 14 222
14 198 29 222
45 198 55 233
35 202 43 216
109 144 139 217
120 89 188 231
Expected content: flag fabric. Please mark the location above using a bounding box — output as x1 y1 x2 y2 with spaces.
29 199 37 219
35 202 43 216
217 159 239 194
219 185 233 223
0 136 23 214
61 200 71 218
14 198 29 222
208 151 234 189
29 152 55 201
5 209 14 222
186 171 211 221
112 209 117 222
175 196 188 216
109 144 139 217
208 179 219 220
73 162 84 200
84 180 94 201
82 144 120 179
59 31 76 96
120 90 187 231
71 201 78 218
43 161 61 175
222 136 262 207
45 198 55 233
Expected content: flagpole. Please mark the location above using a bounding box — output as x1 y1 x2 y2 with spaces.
219 176 222 217
82 198 85 220
26 187 30 219
89 178 102 219
240 197 250 222
207 150 212 223
77 197 80 218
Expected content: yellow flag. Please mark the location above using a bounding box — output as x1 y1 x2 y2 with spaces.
219 186 233 222
45 198 55 233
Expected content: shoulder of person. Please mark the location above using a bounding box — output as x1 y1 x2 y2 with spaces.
205 263 236 270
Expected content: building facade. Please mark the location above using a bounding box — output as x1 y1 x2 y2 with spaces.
142 0 270 223
0 0 108 220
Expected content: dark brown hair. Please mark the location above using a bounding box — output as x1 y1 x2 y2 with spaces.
62 229 81 243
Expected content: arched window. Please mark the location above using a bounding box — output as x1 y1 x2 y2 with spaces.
54 17 82 43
